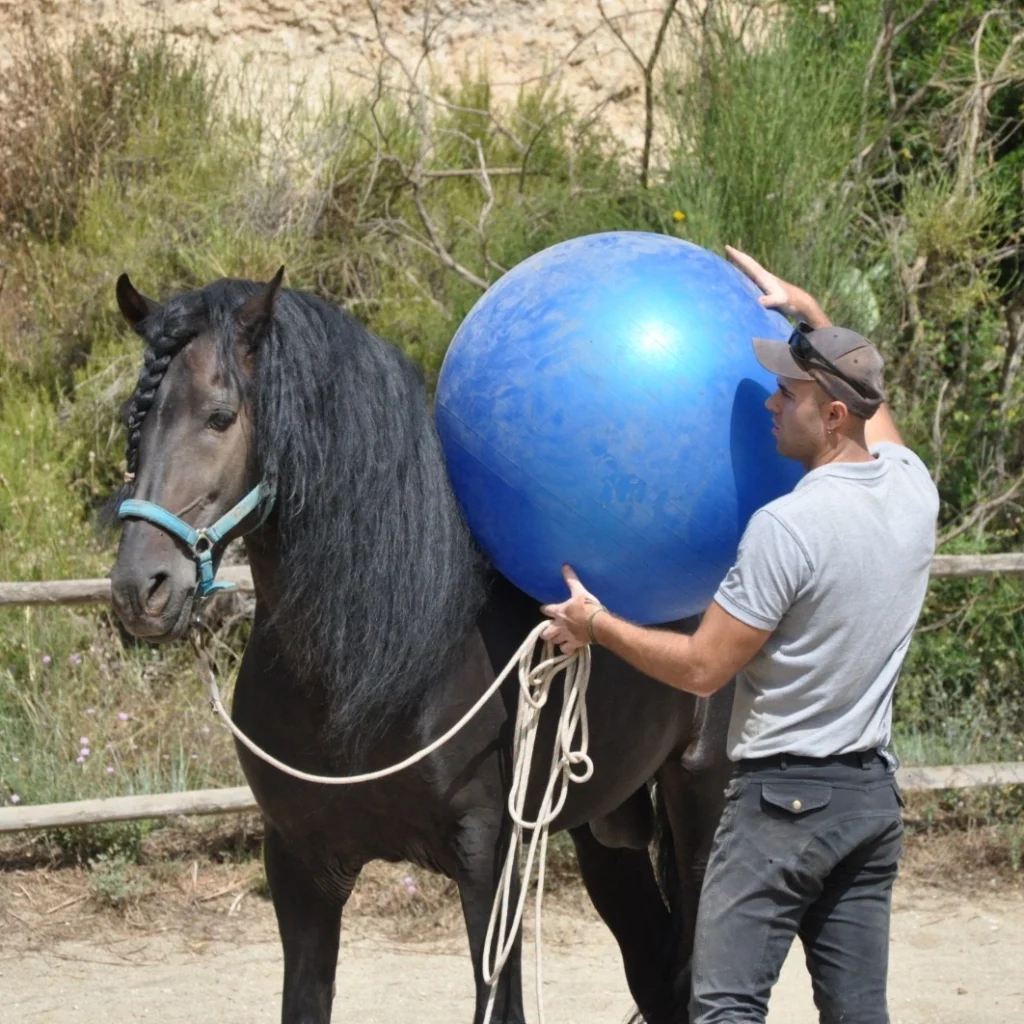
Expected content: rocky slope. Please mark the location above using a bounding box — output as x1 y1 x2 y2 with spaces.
1 0 682 148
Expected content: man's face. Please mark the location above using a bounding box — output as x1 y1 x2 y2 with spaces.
765 376 833 464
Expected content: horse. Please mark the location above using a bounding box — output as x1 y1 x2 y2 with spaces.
107 268 732 1024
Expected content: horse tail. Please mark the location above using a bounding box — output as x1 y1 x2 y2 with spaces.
621 778 692 1024
656 777 693 1021
644 685 735 1023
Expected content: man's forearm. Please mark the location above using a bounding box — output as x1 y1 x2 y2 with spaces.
590 612 716 696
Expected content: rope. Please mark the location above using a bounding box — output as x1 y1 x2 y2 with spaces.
190 623 593 1024
481 637 593 1024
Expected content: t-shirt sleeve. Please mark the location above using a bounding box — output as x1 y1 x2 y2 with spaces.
713 510 812 632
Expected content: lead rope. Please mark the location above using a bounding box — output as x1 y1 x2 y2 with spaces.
189 623 593 1024
481 639 593 1024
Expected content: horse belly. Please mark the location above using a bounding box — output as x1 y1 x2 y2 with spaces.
528 653 694 833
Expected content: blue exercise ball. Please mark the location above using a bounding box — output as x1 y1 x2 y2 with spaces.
435 231 803 624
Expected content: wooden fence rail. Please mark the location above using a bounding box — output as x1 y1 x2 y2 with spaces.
1 557 1022 834
1 555 1022 608
0 565 254 607
2 763 1023 834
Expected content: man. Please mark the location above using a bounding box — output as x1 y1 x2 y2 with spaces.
541 246 940 1024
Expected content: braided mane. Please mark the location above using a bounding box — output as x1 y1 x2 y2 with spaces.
111 290 213 509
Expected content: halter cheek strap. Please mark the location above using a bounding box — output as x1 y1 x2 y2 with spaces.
118 482 274 598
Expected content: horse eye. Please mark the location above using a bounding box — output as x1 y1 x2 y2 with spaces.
206 410 237 432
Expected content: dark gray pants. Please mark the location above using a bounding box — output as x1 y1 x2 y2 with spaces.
690 755 904 1024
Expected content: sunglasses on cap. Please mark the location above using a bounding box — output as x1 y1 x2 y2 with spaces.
788 326 875 400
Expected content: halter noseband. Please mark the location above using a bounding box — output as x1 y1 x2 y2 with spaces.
118 483 274 598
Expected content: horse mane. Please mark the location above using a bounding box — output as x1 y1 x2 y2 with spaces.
253 284 487 751
123 278 487 753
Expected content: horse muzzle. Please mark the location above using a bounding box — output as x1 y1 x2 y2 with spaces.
110 553 197 641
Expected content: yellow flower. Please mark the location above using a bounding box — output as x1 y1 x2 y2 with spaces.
672 209 686 223
900 148 911 160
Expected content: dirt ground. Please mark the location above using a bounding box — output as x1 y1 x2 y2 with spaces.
0 852 1021 1024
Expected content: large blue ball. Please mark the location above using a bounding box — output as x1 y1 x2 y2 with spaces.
435 231 803 624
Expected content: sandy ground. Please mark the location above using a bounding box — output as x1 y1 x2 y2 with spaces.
0 868 1021 1024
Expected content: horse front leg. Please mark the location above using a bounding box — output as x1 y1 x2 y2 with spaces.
453 813 526 1024
265 826 359 1024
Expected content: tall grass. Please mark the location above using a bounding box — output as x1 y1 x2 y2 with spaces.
659 3 878 326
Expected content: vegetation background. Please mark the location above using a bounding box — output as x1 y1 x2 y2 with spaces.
1 0 1022 866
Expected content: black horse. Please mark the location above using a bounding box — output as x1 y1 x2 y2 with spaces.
108 270 731 1024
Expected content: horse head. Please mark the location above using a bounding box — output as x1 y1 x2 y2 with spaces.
109 270 282 641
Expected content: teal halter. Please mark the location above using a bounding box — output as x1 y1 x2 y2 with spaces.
118 482 273 597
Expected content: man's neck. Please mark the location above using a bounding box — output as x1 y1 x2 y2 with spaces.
804 435 874 472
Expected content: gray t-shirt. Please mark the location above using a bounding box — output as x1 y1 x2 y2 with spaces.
714 442 940 761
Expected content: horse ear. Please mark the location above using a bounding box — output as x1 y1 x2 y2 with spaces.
116 273 160 328
236 266 285 344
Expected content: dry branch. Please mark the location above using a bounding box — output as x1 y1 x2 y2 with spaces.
598 0 680 188
937 475 1024 549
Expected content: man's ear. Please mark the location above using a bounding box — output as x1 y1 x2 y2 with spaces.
116 274 161 328
826 399 850 434
235 266 285 346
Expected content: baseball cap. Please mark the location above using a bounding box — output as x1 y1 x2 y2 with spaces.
752 324 886 419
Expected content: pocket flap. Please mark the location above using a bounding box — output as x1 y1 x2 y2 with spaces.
761 782 832 815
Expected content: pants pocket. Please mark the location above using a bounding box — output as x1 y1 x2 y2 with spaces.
760 781 833 816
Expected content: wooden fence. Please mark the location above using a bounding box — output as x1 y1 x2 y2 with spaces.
3 555 1024 608
1 553 1022 833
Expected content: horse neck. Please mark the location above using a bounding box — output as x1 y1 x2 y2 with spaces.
242 530 282 612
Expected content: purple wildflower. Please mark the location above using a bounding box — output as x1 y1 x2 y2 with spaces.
69 653 82 666
41 655 52 665
118 712 130 722
10 794 20 805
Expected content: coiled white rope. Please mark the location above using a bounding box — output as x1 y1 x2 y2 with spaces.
481 635 593 1024
190 622 593 1024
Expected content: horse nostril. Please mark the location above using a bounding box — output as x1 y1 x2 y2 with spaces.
144 571 172 617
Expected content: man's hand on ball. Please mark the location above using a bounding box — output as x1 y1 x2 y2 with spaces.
541 565 604 656
724 245 830 328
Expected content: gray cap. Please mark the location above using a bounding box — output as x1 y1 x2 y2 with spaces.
752 325 886 419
